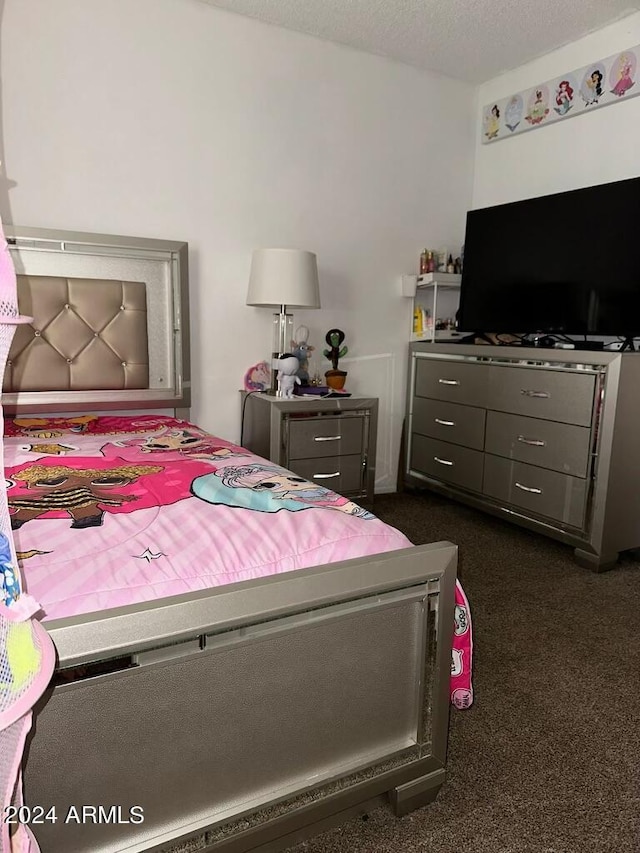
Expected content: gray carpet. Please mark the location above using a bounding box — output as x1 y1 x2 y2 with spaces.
283 490 640 853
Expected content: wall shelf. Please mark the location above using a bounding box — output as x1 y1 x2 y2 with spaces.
402 273 462 343
401 272 461 298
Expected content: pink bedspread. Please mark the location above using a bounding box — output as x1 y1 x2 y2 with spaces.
4 414 473 707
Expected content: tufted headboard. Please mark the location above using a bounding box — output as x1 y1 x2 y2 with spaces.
3 226 190 416
7 275 149 393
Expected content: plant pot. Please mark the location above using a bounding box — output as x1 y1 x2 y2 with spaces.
325 369 347 390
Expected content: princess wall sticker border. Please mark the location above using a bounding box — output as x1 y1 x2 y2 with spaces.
482 46 639 143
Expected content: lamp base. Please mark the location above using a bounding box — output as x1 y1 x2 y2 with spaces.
269 354 278 394
271 310 294 393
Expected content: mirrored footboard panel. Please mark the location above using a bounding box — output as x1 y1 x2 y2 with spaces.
24 543 457 853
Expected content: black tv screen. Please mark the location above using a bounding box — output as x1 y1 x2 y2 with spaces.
458 176 640 337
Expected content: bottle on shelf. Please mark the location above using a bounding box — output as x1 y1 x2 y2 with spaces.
419 249 428 275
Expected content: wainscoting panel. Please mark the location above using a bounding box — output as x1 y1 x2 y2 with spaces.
339 353 397 494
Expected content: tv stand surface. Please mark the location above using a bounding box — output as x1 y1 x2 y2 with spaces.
405 342 640 571
456 335 634 353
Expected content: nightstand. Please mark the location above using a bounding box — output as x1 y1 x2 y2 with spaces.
241 394 378 502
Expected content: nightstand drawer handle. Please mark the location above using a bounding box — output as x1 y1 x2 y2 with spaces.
435 418 455 427
517 435 546 447
313 471 340 479
314 435 341 442
520 389 550 398
438 379 460 386
433 456 454 467
515 481 543 494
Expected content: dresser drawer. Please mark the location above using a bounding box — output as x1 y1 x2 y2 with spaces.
485 411 592 478
487 366 596 426
414 359 489 407
287 415 364 460
483 454 587 529
412 397 486 451
292 454 364 495
410 434 484 493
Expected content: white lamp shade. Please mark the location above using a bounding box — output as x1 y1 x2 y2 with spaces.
247 248 321 308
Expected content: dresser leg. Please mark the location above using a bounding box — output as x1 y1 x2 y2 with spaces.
574 548 619 572
388 769 445 817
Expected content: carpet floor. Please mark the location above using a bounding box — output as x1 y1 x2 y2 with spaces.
283 489 640 853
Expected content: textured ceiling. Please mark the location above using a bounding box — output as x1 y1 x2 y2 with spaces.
199 0 638 83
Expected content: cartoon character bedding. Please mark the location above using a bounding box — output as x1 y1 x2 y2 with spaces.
3 414 473 708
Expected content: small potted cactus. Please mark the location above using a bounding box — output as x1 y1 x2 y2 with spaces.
323 328 348 390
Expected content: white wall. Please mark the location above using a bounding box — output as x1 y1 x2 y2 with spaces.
0 0 476 491
473 12 640 208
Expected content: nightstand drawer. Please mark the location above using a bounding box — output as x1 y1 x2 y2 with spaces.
288 415 364 460
412 397 486 451
410 434 484 493
292 454 364 495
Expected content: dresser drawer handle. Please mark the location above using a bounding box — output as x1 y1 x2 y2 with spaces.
438 379 460 386
520 389 550 398
515 481 543 494
517 435 546 447
312 471 340 479
435 418 455 427
314 435 341 442
434 456 454 467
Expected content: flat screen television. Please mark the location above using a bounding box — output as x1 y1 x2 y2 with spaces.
458 176 640 339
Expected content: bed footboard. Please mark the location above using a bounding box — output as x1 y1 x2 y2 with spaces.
24 542 456 853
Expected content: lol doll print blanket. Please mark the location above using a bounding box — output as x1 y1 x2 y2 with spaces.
5 412 473 709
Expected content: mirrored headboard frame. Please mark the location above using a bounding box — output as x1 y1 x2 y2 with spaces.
3 226 190 416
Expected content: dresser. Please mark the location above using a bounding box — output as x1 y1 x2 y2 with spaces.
241 393 378 502
405 343 640 570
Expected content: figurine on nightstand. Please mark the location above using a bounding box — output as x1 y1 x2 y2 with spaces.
277 355 302 398
291 325 315 386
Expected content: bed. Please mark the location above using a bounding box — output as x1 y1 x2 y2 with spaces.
2 226 472 853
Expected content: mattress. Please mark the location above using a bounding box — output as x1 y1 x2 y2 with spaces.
3 414 416 621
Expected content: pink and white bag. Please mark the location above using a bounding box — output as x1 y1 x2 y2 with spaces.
0 225 55 853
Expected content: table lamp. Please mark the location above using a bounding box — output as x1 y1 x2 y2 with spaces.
247 248 321 393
